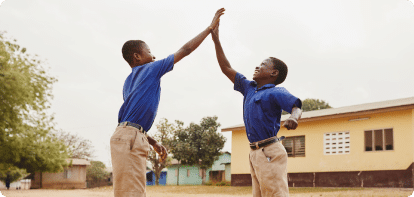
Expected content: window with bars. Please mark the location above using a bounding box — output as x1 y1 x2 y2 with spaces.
324 131 350 155
282 136 305 157
365 128 393 151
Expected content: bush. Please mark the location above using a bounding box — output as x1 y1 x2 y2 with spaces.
205 181 231 186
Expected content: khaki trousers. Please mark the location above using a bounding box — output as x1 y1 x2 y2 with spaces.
249 141 289 197
110 125 150 197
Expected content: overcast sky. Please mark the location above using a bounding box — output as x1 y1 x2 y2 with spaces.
1 0 414 167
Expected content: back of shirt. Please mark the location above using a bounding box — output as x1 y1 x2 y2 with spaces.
118 54 175 132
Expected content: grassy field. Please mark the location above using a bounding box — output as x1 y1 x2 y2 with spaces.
1 186 413 197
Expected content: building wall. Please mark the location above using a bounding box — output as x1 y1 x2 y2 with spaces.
167 165 202 185
229 109 414 187
167 153 232 185
32 165 87 189
225 164 231 181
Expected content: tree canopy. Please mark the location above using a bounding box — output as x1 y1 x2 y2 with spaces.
0 32 69 173
301 98 332 112
282 98 332 115
86 161 109 185
53 130 94 159
170 116 226 183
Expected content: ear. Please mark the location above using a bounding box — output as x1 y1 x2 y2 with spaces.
133 53 141 62
271 69 279 77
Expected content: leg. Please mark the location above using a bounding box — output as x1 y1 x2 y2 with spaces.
250 151 262 197
111 126 150 197
256 142 289 197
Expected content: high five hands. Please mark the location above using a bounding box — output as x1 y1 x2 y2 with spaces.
210 8 225 32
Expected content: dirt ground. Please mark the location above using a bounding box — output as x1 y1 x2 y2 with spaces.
1 188 413 197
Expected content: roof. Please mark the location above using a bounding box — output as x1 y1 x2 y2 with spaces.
66 158 91 166
222 97 414 132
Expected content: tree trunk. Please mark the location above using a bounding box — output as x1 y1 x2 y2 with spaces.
201 169 206 184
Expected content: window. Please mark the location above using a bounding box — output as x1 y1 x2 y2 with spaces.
365 128 393 151
282 136 305 157
324 131 350 155
187 169 190 177
64 169 71 179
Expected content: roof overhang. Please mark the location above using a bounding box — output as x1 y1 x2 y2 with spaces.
221 97 414 132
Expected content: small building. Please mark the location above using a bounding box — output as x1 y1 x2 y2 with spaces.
146 170 167 185
222 97 414 188
166 152 231 185
0 179 31 190
31 158 90 189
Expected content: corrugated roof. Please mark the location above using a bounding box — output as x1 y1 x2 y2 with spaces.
66 158 91 166
222 97 414 131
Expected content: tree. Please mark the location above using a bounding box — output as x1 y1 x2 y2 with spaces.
52 130 94 159
282 98 332 115
147 118 179 185
170 116 226 184
0 164 27 185
0 32 69 173
86 161 109 186
301 98 332 112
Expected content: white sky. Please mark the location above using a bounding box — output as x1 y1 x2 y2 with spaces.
1 0 414 168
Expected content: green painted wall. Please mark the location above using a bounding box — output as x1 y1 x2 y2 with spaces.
167 153 232 185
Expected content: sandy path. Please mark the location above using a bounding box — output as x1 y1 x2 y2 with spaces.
1 188 413 197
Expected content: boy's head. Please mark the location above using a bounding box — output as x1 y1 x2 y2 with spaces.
122 40 156 67
253 57 288 86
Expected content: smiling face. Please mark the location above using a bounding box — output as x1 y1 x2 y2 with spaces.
253 58 278 82
136 43 156 65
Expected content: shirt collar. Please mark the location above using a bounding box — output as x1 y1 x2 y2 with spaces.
250 81 275 91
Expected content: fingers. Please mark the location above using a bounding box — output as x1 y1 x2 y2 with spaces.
283 119 298 130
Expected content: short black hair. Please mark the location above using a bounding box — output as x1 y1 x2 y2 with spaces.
122 40 145 65
270 57 288 85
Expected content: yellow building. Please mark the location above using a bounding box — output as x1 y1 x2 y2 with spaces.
222 97 414 188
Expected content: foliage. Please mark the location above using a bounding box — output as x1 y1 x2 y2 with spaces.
205 181 231 186
301 98 332 112
52 130 94 159
170 116 226 183
86 161 109 184
147 118 178 185
282 98 332 115
0 32 69 173
0 164 27 184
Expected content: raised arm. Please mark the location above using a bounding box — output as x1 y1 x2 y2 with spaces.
174 8 225 64
210 20 237 83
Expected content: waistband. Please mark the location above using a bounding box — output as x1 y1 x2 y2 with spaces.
118 121 147 135
249 136 285 150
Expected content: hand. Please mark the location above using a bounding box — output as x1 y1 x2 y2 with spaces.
283 118 298 130
209 8 225 30
152 143 168 162
211 21 219 40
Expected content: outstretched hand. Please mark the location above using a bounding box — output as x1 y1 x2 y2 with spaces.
210 8 225 30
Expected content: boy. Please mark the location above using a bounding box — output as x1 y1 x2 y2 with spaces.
210 19 302 196
111 8 225 197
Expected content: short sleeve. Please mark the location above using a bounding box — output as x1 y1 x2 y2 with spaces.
234 72 252 96
273 87 302 113
152 54 175 78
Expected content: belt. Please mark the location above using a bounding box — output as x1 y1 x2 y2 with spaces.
118 121 145 134
250 136 285 150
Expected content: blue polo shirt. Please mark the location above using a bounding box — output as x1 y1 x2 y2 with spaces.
234 72 302 143
118 54 175 132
